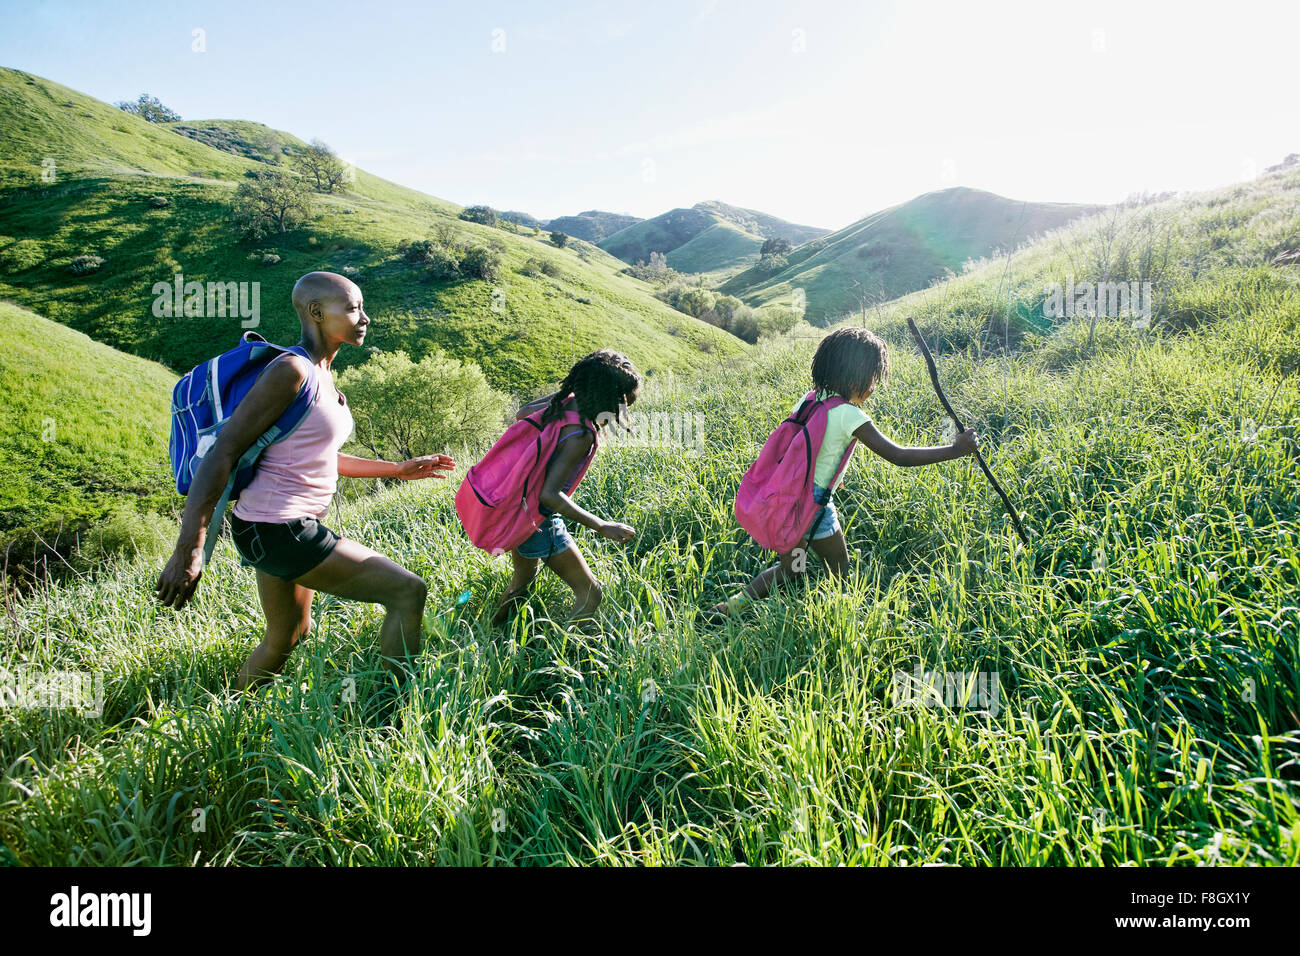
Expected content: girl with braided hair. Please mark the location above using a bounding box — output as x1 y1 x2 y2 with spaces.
490 349 642 627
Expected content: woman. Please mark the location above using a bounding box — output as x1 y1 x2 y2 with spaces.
155 271 455 692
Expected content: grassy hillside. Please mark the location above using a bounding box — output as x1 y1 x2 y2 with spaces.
0 68 745 390
720 187 1101 324
599 200 830 275
546 210 643 243
0 300 176 578
2 167 1297 865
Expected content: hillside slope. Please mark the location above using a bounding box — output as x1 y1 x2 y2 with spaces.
599 200 830 276
0 300 176 575
0 68 745 390
720 187 1101 323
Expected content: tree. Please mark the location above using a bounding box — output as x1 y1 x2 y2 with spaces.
760 237 793 257
460 205 498 226
114 94 181 123
337 350 510 461
549 230 569 248
293 138 349 193
232 171 313 237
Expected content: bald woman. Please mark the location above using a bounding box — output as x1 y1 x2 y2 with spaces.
156 272 455 694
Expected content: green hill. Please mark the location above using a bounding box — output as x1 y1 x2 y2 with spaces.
0 300 176 579
546 210 644 243
598 200 830 276
1 166 1297 865
0 68 745 391
720 187 1101 324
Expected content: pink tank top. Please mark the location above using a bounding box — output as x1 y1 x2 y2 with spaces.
233 357 354 523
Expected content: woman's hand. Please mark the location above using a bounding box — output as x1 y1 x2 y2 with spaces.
156 544 205 609
395 454 456 480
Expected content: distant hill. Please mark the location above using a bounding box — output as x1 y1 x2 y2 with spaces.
598 200 830 277
719 187 1103 324
500 209 544 230
0 67 745 394
547 210 644 243
0 299 176 577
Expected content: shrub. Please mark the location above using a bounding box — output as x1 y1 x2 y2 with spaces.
424 246 461 281
550 231 569 248
73 506 175 571
404 239 438 263
756 253 788 275
262 253 281 266
113 93 180 123
68 254 106 275
460 244 502 281
760 237 793 257
147 196 170 209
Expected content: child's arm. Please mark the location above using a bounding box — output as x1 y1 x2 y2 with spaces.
538 428 635 542
853 420 978 467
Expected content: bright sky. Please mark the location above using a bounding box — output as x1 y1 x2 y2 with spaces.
2 0 1295 230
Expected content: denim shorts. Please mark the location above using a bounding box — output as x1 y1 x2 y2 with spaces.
517 513 573 560
808 484 841 541
229 514 341 582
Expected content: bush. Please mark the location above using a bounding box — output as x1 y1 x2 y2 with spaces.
460 244 502 281
760 237 793 257
550 231 569 248
147 196 170 209
424 246 461 281
404 239 438 263
262 253 281 266
68 254 106 275
336 350 510 460
756 253 788 275
0 239 44 273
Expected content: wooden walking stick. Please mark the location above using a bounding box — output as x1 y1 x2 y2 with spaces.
906 317 1031 547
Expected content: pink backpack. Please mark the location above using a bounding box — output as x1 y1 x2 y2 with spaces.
456 406 598 554
734 390 857 553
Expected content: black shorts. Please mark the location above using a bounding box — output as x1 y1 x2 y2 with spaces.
228 514 341 582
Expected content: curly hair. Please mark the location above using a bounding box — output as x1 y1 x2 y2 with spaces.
811 327 890 401
541 349 642 428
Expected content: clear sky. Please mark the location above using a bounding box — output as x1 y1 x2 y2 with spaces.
1 0 1295 230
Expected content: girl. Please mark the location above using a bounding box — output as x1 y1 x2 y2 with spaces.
156 271 456 691
708 326 979 620
490 349 641 627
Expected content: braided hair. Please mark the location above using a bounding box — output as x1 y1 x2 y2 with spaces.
811 327 890 401
540 349 642 428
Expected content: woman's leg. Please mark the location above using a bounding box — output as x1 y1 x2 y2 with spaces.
290 537 429 677
237 572 314 692
543 545 603 622
491 550 542 627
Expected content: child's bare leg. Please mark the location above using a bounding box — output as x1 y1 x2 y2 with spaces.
491 551 541 627
809 529 850 577
543 546 603 622
707 545 805 616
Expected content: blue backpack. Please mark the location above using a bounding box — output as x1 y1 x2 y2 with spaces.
169 331 320 564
